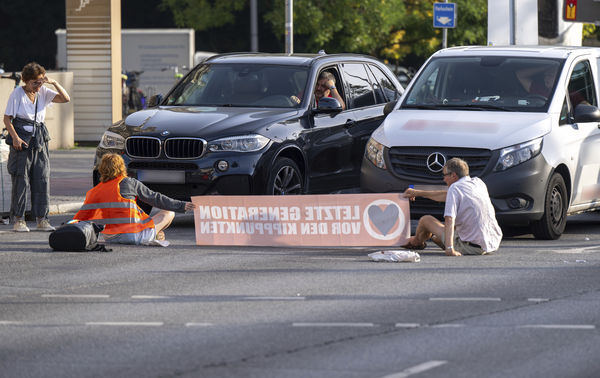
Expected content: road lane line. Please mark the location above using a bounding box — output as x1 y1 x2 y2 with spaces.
244 296 306 300
395 323 421 328
292 322 375 327
85 322 164 326
42 294 110 299
185 322 214 327
431 324 465 328
518 324 595 330
429 297 501 301
380 360 448 378
0 321 24 325
528 298 550 302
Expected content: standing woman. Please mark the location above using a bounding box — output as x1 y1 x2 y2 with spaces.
3 62 70 232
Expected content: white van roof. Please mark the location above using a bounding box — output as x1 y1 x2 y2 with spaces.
433 45 600 59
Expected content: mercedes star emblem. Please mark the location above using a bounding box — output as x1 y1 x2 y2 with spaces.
426 152 446 173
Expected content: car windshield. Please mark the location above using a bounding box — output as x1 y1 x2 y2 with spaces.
402 56 564 112
165 63 309 108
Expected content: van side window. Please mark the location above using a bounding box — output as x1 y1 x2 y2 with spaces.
568 60 597 107
559 97 569 125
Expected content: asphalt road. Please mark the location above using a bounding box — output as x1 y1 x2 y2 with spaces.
1 212 599 378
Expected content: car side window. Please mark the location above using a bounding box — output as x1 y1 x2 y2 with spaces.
568 60 597 108
367 64 400 103
341 63 376 109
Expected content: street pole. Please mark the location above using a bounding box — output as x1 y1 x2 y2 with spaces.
285 0 293 54
442 0 448 49
250 0 258 52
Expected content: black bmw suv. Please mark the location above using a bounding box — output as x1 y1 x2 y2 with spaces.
94 53 403 202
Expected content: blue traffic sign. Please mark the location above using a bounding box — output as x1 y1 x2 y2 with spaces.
433 2 456 28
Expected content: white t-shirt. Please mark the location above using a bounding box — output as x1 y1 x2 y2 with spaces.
444 176 503 252
4 85 58 129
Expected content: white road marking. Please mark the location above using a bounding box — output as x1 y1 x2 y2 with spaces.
292 322 376 327
395 323 421 328
528 298 550 303
518 324 595 330
42 294 110 299
380 360 448 378
546 246 600 254
244 296 306 300
429 297 501 301
131 295 170 299
185 322 214 327
431 324 465 328
0 321 24 325
85 322 164 326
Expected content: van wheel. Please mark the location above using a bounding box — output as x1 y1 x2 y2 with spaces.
265 158 303 195
531 173 567 240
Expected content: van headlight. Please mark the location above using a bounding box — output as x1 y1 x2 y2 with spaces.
495 137 542 171
98 131 125 150
365 138 387 169
207 134 270 152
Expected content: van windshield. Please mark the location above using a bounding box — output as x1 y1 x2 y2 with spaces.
402 56 564 112
165 63 309 108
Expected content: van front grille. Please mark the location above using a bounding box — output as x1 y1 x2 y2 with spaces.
388 147 491 179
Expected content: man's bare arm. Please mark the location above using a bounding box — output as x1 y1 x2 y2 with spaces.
402 188 447 202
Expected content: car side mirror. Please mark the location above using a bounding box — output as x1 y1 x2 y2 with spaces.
316 97 343 113
148 94 163 108
383 100 398 116
574 103 600 123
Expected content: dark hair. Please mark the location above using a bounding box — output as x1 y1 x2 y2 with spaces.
444 157 469 178
21 62 46 82
318 71 336 84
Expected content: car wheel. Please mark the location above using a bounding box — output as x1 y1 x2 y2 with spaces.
266 158 303 195
531 173 567 240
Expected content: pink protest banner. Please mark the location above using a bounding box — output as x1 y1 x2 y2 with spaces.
191 193 410 247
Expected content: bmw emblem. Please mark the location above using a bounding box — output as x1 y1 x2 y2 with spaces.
161 131 170 136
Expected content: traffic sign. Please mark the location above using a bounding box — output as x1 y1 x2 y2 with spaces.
563 0 600 23
433 2 456 28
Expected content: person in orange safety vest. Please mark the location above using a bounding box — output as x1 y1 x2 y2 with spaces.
74 153 196 247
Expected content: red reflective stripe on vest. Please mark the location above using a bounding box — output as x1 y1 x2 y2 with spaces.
74 176 154 234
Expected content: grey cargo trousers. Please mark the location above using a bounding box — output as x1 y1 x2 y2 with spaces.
7 143 50 219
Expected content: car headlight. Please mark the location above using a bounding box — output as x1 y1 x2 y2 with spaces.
365 137 386 169
98 131 125 150
207 134 270 153
495 137 542 171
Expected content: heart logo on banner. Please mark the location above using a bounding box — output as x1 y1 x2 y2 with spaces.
367 204 399 236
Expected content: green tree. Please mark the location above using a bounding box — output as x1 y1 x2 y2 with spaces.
382 0 487 68
161 0 488 66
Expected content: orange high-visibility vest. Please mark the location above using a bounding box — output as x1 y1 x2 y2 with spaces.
74 176 155 234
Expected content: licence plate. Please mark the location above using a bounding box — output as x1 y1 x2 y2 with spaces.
137 170 185 184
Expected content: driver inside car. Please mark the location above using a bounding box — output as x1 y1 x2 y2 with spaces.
516 65 558 99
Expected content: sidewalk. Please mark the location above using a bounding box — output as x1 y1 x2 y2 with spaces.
48 147 96 215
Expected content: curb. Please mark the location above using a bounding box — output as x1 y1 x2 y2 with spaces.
48 202 84 215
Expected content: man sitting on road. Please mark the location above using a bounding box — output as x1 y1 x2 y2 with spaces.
74 153 196 247
401 157 502 256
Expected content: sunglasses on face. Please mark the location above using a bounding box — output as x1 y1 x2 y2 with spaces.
30 79 44 86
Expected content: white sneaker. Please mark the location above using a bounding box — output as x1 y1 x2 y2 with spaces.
13 219 30 232
36 218 56 232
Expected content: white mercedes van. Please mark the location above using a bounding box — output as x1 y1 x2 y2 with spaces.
361 46 600 239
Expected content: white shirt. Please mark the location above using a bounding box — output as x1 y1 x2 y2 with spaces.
444 176 503 252
4 86 58 131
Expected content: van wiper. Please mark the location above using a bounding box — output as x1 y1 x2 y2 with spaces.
401 104 440 110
